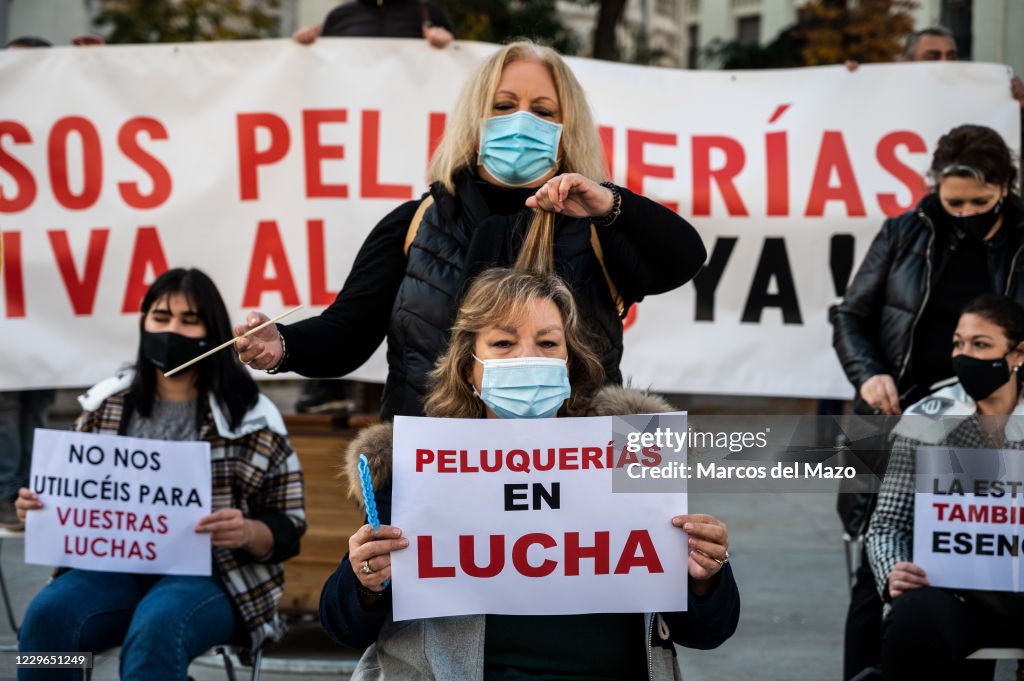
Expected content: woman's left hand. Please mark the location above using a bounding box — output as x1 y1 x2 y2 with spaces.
195 508 252 550
672 513 729 591
525 173 614 219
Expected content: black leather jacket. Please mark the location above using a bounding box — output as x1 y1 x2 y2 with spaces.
832 194 1024 413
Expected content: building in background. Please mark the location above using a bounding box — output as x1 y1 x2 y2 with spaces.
1 0 1021 83
556 0 1022 73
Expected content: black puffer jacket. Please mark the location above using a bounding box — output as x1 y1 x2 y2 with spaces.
321 0 453 38
832 194 1024 413
384 174 627 419
278 171 704 421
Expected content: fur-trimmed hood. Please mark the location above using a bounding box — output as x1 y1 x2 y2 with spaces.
344 385 675 506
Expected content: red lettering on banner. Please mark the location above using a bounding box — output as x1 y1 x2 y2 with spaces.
236 113 290 201
242 220 300 307
613 529 664 574
48 116 103 210
765 105 791 217
692 135 748 217
361 110 413 200
765 131 789 216
626 130 678 212
2 232 25 317
306 219 337 306
564 531 610 576
117 117 172 209
805 131 866 217
427 112 446 166
121 227 169 313
876 131 928 217
0 122 36 213
598 125 614 179
418 536 456 578
512 532 558 577
459 535 505 578
48 228 109 315
303 109 348 199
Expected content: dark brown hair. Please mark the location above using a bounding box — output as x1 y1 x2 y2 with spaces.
929 125 1019 194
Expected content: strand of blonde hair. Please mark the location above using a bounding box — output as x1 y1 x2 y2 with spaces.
514 209 557 275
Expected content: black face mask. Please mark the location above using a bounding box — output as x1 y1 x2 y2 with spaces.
140 331 210 372
948 201 1002 242
952 353 1013 401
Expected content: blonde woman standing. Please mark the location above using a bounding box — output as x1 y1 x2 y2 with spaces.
236 40 706 419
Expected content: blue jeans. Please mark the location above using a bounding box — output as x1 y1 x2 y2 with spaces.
18 569 241 681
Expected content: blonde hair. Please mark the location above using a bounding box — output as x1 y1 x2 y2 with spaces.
428 40 607 194
424 268 605 418
514 210 556 274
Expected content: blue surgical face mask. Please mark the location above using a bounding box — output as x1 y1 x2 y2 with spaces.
473 354 571 419
478 111 563 187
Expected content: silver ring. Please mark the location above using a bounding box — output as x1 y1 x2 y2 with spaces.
361 560 373 575
714 550 730 566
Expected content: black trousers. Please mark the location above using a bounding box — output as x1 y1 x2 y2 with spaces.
881 587 1024 681
843 547 882 680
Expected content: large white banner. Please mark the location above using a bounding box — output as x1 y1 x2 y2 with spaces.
0 38 1018 396
25 429 212 576
390 414 689 621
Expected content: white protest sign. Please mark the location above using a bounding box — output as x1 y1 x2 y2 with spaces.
0 39 1018 399
25 428 212 576
390 413 689 621
913 446 1024 592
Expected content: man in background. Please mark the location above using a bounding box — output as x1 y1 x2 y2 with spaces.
293 0 454 48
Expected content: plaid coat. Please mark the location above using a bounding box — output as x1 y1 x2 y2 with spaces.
74 384 306 652
866 381 1024 599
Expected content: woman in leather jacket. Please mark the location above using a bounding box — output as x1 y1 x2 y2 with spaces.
834 124 1024 418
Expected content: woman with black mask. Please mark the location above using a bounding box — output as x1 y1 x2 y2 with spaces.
832 124 1024 680
835 124 1023 418
15 268 306 680
867 293 1024 681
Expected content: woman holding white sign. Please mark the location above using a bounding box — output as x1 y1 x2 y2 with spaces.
234 39 706 419
15 268 306 681
867 293 1024 680
319 267 738 680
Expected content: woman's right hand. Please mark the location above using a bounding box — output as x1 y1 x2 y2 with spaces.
859 374 901 415
14 488 42 523
349 524 409 592
888 561 929 599
233 312 283 371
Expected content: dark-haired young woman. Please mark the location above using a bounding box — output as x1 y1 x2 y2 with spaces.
868 293 1024 680
832 124 1024 679
15 268 306 681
